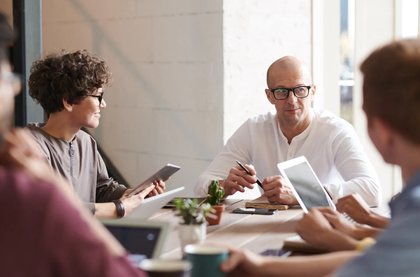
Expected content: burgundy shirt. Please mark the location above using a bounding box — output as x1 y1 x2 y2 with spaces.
0 166 147 277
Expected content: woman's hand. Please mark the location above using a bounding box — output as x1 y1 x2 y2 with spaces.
120 184 155 215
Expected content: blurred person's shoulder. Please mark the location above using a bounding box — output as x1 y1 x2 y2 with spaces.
0 166 53 201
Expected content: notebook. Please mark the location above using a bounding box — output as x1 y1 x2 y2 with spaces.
126 186 185 219
277 156 335 213
101 218 171 266
245 195 289 210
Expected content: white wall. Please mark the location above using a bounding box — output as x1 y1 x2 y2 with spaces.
223 0 312 143
42 0 224 196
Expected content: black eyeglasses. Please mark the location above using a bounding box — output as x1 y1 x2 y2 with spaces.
270 86 311 100
88 93 104 106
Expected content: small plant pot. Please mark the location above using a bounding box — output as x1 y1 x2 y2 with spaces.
178 223 207 256
205 204 225 226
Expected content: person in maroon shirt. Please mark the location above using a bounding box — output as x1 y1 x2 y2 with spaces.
0 12 147 277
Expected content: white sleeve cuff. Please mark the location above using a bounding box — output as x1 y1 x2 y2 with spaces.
323 183 343 203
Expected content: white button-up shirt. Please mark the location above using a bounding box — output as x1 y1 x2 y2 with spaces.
194 109 381 206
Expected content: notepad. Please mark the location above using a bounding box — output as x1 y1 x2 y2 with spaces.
245 195 289 210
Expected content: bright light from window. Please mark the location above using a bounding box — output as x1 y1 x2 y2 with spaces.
402 0 419 38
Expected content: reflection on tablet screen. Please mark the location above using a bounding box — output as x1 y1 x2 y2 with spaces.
283 162 330 210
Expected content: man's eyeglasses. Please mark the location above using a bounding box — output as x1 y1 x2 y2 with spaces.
88 93 104 106
270 86 311 100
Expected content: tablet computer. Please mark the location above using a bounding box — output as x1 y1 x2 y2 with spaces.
277 156 335 213
125 186 185 219
126 164 180 197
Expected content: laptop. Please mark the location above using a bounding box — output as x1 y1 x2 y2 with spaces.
125 186 185 219
101 218 170 266
277 156 335 213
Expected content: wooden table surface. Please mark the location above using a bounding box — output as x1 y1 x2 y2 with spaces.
149 199 304 259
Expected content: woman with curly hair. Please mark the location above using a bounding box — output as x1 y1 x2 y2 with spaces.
27 50 165 218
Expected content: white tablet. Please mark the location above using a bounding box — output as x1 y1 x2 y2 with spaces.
277 156 335 213
126 186 185 220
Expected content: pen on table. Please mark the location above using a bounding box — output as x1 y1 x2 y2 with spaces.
235 160 263 189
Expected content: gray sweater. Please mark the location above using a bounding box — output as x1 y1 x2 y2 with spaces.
27 123 127 213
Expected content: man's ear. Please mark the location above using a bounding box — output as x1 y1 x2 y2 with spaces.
368 117 395 161
265 89 275 105
310 84 316 101
62 99 73 112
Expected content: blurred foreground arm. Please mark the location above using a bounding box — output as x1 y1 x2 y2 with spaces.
220 247 360 277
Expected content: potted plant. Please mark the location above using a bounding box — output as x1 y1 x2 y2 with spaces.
174 198 213 254
204 180 226 225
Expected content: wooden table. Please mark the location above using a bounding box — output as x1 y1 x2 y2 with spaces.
149 199 304 259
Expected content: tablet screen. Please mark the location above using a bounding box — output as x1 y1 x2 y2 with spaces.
283 161 331 210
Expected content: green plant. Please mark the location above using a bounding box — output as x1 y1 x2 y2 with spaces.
174 198 212 225
205 180 225 206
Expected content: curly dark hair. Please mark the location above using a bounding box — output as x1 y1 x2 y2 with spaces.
28 50 112 114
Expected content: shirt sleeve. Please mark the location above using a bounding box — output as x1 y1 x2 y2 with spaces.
194 120 253 196
95 148 127 203
334 199 420 276
325 125 381 206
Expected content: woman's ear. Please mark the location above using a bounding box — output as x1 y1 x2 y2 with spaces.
63 99 73 112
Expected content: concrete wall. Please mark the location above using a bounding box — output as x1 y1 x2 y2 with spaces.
41 0 224 196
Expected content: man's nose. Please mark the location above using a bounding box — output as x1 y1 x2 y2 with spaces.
287 91 297 103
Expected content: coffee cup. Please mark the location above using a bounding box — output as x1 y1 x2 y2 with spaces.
184 244 229 277
139 259 192 277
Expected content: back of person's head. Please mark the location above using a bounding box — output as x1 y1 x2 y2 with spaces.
28 50 112 115
361 38 420 145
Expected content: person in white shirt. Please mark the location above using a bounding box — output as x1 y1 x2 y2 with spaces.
194 56 381 206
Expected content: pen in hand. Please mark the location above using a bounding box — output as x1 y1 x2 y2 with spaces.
235 160 263 189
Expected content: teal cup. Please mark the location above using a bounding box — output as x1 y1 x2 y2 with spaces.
184 244 229 277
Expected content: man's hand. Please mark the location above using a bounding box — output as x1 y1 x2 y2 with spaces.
336 193 372 225
120 184 155 216
316 207 358 238
296 208 334 247
219 164 258 197
296 208 358 251
220 246 265 276
262 175 298 204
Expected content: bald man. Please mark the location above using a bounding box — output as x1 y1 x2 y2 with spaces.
194 56 381 206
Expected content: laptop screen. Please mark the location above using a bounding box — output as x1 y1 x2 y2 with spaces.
105 225 162 259
101 219 170 266
282 161 331 210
